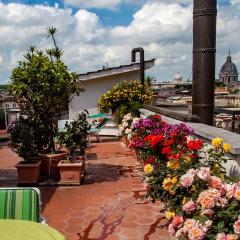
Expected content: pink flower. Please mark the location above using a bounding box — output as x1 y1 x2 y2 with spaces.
216 233 227 240
168 224 176 236
234 219 240 234
202 220 212 233
183 219 197 232
198 192 216 209
224 183 235 199
182 200 197 213
209 176 222 190
175 228 185 238
227 234 238 240
217 197 228 207
197 167 210 181
187 168 198 176
171 216 183 229
188 226 204 240
233 186 240 200
200 209 215 217
180 174 194 188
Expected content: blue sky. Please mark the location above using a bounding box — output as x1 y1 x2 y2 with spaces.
0 0 239 83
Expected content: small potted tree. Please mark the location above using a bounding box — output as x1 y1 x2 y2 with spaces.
57 112 90 184
10 114 42 184
9 27 83 181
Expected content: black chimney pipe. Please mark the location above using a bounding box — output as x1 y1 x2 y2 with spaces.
131 48 145 85
192 0 217 125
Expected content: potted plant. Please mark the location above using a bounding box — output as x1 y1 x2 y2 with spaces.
10 115 41 184
57 111 90 184
9 27 83 181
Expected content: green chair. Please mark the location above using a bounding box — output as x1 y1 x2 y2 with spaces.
0 188 42 223
88 114 111 143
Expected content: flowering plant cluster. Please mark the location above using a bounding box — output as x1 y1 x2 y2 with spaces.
98 80 152 113
128 114 237 239
118 113 140 139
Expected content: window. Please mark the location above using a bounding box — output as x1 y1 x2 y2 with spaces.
13 103 16 108
5 104 9 108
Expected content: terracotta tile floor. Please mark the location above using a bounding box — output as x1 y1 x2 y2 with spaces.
0 137 175 240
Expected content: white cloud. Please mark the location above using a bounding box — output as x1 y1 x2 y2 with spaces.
63 0 142 10
0 1 239 83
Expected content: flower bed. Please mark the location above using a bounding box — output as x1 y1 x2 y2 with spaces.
120 113 240 240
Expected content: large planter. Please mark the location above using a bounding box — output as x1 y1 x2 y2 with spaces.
15 160 41 184
38 152 67 180
57 157 85 184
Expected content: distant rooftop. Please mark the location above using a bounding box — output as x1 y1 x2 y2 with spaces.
78 59 155 81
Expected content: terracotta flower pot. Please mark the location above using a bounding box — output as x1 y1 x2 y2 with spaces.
58 158 84 184
15 161 41 184
38 152 67 180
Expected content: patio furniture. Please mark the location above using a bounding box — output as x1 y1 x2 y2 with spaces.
0 188 42 223
88 113 111 143
0 219 65 240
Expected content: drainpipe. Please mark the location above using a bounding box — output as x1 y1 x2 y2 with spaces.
131 48 145 85
192 0 217 125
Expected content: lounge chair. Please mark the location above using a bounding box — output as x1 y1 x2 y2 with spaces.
88 113 111 143
0 187 43 223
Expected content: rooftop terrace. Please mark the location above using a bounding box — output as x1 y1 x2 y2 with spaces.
0 133 175 240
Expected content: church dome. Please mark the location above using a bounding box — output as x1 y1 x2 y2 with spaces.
220 54 238 75
173 72 183 82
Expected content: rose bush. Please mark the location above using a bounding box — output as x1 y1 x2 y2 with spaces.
127 113 238 239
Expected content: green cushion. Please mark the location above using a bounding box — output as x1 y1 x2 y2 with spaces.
0 220 65 240
0 189 40 222
88 113 109 119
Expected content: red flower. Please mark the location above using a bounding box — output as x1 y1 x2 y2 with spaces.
144 156 156 165
162 146 172 155
144 134 165 148
187 139 203 151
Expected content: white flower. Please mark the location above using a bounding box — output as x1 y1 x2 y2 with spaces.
125 128 132 134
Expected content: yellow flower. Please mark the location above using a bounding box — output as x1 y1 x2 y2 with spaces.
172 176 178 184
223 143 231 152
163 178 174 191
212 137 223 148
167 160 180 170
165 209 175 220
184 155 192 164
212 163 221 173
182 196 187 205
144 164 153 175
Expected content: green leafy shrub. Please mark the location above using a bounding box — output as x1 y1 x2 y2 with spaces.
10 114 44 162
98 80 152 114
57 112 90 162
115 101 142 124
9 28 82 153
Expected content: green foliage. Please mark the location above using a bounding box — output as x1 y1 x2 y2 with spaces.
98 80 152 113
0 108 5 129
10 114 43 162
0 84 9 91
57 112 90 162
9 27 83 152
115 101 142 124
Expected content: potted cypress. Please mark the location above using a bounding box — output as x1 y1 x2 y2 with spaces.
57 112 90 184
9 27 83 181
10 114 42 184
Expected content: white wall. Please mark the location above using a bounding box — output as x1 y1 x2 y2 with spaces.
69 70 139 119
